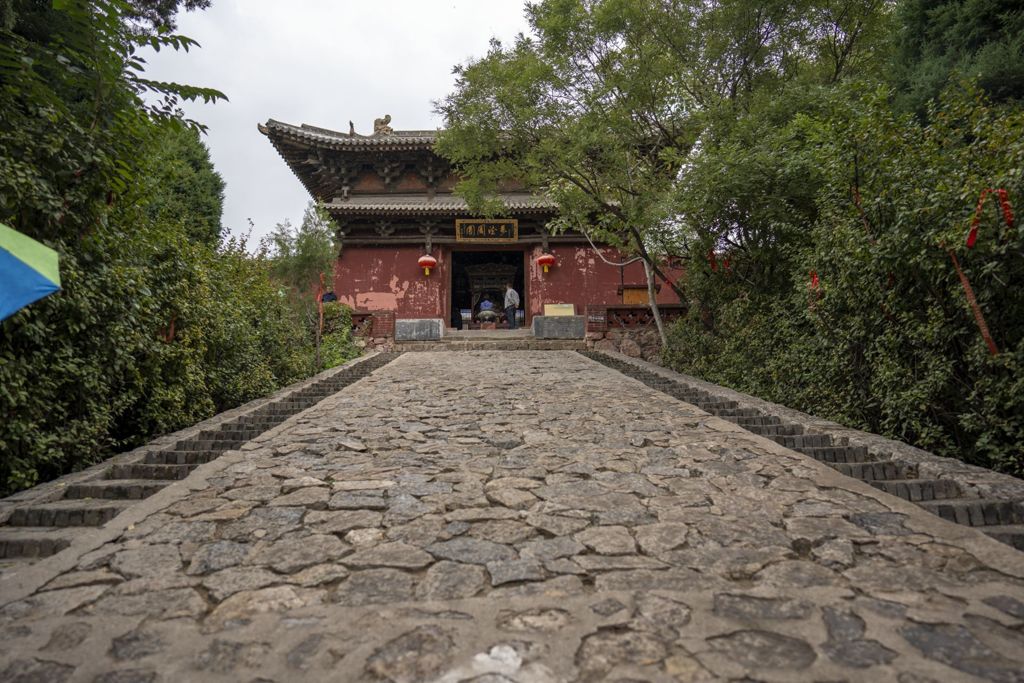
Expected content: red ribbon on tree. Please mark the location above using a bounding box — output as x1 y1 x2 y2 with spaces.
708 250 718 272
810 270 820 289
967 188 1014 248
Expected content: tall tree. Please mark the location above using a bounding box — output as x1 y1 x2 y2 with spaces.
437 0 889 344
144 124 225 245
266 202 340 369
891 0 1024 115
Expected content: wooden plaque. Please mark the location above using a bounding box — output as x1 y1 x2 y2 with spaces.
455 219 518 242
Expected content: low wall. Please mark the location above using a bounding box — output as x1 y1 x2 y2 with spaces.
584 304 686 362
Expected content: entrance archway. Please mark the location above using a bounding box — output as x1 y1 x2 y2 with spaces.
449 250 526 329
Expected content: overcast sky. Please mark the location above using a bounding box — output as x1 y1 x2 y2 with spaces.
142 0 532 243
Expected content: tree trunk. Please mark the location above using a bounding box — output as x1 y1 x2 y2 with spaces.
644 259 669 348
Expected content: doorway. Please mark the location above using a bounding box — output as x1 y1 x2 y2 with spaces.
450 250 526 329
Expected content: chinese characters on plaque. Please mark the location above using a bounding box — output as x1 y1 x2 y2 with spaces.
455 219 518 242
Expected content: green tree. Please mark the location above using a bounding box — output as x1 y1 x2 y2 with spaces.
266 202 338 295
665 83 1024 476
265 201 355 370
144 124 225 245
437 0 891 343
891 0 1024 115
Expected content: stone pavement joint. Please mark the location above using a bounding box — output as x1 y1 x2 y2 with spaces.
1 351 1023 682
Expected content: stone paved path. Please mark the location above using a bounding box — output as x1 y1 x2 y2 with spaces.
2 351 1023 682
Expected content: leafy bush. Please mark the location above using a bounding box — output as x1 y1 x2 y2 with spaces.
0 2 328 495
319 302 360 370
665 84 1024 476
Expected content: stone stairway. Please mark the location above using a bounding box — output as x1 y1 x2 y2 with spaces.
582 351 1024 551
0 353 401 560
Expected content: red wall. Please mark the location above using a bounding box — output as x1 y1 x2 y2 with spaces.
334 243 682 322
334 245 448 319
526 244 681 317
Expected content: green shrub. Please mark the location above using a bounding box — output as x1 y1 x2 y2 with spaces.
665 84 1024 477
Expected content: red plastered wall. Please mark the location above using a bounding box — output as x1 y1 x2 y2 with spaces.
526 244 682 317
334 245 448 319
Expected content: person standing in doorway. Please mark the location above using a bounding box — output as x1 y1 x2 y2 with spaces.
504 282 520 329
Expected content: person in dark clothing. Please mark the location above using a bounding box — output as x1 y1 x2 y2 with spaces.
451 305 463 330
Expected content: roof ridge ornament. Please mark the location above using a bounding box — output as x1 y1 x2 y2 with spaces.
373 114 393 136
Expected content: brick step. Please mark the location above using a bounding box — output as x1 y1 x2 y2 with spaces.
397 340 586 351
722 415 782 427
711 407 763 418
291 388 337 397
699 400 739 411
108 462 195 480
173 439 245 452
982 525 1024 550
868 478 962 502
796 445 873 464
675 395 713 405
143 450 219 465
65 479 169 501
5 499 131 527
256 404 314 415
770 434 841 449
918 499 1024 527
229 417 284 428
0 528 78 559
743 423 804 437
194 429 262 442
833 461 918 482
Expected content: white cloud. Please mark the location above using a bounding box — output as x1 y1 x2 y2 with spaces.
142 0 532 241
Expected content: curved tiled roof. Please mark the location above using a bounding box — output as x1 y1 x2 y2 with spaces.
262 119 438 151
323 193 557 216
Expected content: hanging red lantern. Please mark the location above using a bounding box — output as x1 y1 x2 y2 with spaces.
537 253 556 273
418 254 437 276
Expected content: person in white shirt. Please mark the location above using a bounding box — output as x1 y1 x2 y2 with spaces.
504 282 520 329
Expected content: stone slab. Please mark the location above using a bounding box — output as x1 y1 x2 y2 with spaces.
531 315 585 339
394 319 444 342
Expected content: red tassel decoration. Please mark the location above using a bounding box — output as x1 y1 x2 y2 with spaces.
967 188 1014 248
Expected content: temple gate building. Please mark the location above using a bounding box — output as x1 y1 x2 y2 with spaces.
260 116 683 340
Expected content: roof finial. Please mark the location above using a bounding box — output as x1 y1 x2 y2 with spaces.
349 120 355 137
373 114 393 136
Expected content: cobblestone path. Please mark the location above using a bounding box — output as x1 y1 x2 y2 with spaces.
2 351 1023 682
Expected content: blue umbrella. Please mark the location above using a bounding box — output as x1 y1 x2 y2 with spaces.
0 222 62 322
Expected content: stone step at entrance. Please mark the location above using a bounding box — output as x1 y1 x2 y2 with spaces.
797 445 873 464
143 450 220 465
172 439 247 452
65 479 171 500
0 528 78 559
833 461 919 482
869 479 961 502
917 499 1024 527
108 462 195 480
983 525 1024 550
580 350 1024 551
397 339 586 351
6 499 132 527
0 352 403 559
